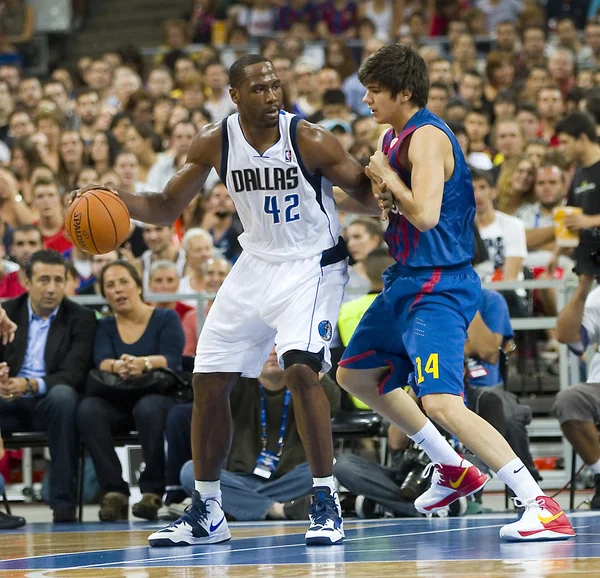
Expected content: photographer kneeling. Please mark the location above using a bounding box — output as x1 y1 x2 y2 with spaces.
554 272 600 509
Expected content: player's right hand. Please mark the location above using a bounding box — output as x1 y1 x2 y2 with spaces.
67 183 120 206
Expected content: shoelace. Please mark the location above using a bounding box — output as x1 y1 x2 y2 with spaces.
422 463 447 485
511 496 546 510
170 497 209 528
310 495 338 526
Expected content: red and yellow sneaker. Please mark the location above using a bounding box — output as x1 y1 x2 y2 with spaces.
500 496 576 541
414 460 489 514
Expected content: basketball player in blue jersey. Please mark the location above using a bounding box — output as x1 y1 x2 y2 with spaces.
337 44 575 542
73 54 385 546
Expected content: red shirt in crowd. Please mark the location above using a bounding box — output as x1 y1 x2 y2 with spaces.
0 271 26 298
43 228 73 255
174 301 194 321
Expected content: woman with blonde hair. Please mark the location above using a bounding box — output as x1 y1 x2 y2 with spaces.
495 155 536 215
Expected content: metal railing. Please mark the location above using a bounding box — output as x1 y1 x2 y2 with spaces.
71 292 216 338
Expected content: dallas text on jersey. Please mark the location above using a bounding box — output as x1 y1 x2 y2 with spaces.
231 167 299 193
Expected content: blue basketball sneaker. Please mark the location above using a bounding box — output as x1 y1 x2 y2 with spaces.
148 490 231 547
305 486 344 545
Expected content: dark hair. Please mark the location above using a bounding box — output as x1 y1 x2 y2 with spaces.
13 223 43 244
99 260 144 299
229 54 272 89
495 90 516 104
470 167 494 187
25 250 65 280
446 120 466 136
10 137 43 174
32 177 60 194
430 82 449 95
129 121 161 152
465 108 490 122
447 98 468 110
189 106 212 123
92 131 121 166
348 218 384 243
64 259 79 281
555 111 597 141
358 43 429 107
586 88 600 124
322 89 347 107
517 103 539 117
110 112 132 131
75 87 99 102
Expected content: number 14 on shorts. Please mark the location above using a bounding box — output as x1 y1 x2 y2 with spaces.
264 194 299 223
415 353 439 384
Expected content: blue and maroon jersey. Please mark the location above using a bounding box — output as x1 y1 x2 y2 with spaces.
382 107 475 270
317 1 358 35
275 2 318 31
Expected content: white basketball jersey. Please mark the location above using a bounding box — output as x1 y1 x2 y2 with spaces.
220 111 341 262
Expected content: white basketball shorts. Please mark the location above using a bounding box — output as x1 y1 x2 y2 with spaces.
194 250 348 377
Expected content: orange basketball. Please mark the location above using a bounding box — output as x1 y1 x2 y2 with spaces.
65 189 130 255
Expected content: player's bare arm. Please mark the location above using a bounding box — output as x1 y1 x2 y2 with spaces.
297 120 381 216
368 125 451 231
74 123 222 226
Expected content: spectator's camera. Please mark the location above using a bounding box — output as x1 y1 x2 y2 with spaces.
396 447 431 500
575 249 600 278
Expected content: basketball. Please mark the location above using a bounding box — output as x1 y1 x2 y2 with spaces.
65 189 130 255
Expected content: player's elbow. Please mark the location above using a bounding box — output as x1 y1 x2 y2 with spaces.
414 211 440 232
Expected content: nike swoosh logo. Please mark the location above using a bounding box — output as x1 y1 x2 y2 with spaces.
538 511 564 525
449 468 469 489
513 466 525 474
210 516 225 532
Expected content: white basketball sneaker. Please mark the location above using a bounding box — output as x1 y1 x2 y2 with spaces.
499 496 576 541
414 460 488 514
305 486 344 545
148 490 231 547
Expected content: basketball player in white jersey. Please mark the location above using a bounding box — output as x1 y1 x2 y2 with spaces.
73 54 381 546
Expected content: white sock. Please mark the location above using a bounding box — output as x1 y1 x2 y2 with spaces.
408 420 463 466
313 476 336 493
588 458 600 476
195 480 221 499
496 458 544 503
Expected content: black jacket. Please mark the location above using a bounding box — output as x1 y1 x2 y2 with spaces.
0 294 97 392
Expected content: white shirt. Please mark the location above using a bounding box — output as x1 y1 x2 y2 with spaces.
205 92 236 123
475 210 528 282
569 286 600 383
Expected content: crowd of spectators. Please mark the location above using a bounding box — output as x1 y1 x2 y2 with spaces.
0 0 598 526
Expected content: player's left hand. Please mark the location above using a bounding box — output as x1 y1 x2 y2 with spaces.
366 166 395 221
564 213 594 231
368 151 392 181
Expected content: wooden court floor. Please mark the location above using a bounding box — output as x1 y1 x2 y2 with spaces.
0 512 599 577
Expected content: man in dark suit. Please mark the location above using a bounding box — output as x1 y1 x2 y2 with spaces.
0 249 96 522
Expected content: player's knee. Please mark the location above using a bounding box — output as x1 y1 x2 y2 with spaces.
192 372 238 405
336 367 355 391
421 394 460 427
282 350 322 391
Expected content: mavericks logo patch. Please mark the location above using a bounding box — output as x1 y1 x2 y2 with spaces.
318 320 332 341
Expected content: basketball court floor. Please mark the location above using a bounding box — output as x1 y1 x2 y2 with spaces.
0 509 599 577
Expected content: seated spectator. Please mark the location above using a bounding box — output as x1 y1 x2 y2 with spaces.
77 250 121 298
472 168 529 318
203 62 236 123
148 260 193 321
146 121 196 192
344 219 383 302
0 166 35 228
495 155 536 216
179 227 214 300
76 260 184 522
0 250 96 523
157 348 340 523
316 0 359 39
181 256 231 355
554 273 600 509
64 260 80 297
31 179 72 255
0 224 42 298
200 182 242 263
137 224 186 295
465 288 540 481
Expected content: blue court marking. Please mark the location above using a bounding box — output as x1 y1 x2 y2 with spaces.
1 514 599 571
